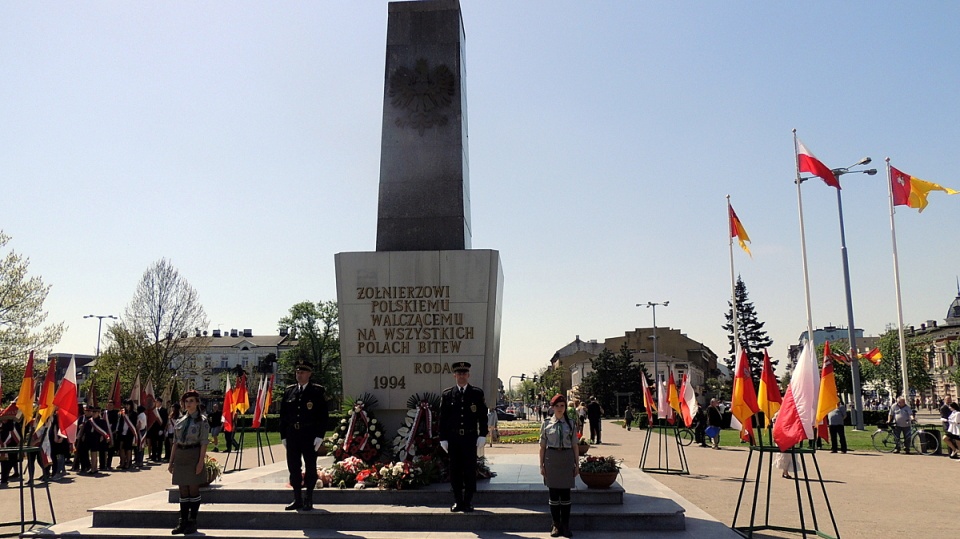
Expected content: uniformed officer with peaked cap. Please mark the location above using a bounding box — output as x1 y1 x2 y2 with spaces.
439 361 488 512
279 360 328 511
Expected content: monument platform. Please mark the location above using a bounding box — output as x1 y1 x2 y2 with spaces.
23 455 739 539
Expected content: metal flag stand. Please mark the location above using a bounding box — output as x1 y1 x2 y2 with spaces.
731 428 840 539
639 419 689 475
253 423 275 467
0 426 56 538
224 412 245 472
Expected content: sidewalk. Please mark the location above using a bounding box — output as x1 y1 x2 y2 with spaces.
537 417 955 539
4 420 954 539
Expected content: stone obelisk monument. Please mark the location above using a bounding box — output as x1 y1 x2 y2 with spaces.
336 0 503 431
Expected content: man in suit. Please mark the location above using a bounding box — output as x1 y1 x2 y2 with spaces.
439 361 488 512
279 361 328 511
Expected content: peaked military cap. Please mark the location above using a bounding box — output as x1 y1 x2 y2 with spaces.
451 361 471 373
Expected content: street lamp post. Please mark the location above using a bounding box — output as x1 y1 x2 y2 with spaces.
801 157 876 430
84 314 118 357
638 301 669 405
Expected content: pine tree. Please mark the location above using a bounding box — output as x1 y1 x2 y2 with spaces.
722 275 775 379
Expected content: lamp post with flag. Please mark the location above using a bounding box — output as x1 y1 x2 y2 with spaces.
799 158 876 431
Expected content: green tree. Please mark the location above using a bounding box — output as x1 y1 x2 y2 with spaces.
0 231 64 401
579 342 644 417
722 275 774 379
119 258 209 391
278 300 340 400
861 329 932 398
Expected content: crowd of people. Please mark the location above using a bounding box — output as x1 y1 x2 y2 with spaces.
0 396 242 487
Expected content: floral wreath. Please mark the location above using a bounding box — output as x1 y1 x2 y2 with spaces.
331 393 384 464
392 392 442 462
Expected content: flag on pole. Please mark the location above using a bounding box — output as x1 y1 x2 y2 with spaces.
797 138 839 188
86 376 98 408
110 368 123 409
53 354 79 444
816 342 840 423
757 350 782 427
233 373 250 415
678 373 699 428
264 373 275 416
640 373 656 427
667 369 682 418
160 378 173 408
252 375 266 429
773 340 820 451
16 350 36 423
657 377 672 421
728 202 752 256
222 377 235 433
859 347 882 366
144 378 160 432
37 359 57 429
129 373 142 405
890 166 958 212
730 347 760 442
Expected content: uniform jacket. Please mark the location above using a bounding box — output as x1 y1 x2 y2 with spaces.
279 382 328 440
439 384 488 441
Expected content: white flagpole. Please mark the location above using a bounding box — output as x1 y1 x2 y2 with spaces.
885 158 911 401
793 130 816 346
727 195 742 359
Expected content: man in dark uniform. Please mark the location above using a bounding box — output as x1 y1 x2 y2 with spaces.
279 361 328 511
439 361 488 513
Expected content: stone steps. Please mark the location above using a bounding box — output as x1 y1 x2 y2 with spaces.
20 456 736 539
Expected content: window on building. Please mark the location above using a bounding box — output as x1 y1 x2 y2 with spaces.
203 378 211 390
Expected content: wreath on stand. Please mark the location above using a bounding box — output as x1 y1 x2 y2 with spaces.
331 393 385 464
391 393 446 483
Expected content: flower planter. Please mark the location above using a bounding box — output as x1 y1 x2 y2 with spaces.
579 471 617 489
578 443 590 455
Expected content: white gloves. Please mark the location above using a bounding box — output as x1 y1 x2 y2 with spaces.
314 437 323 452
440 440 449 453
282 439 287 448
476 436 486 449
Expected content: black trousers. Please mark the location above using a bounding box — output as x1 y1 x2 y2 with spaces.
829 425 847 452
286 431 318 490
588 418 601 443
448 437 478 503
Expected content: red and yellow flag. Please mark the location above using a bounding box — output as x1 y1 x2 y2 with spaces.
731 347 760 442
815 342 840 423
640 373 656 427
891 166 958 213
667 369 682 418
728 202 752 257
16 351 36 423
757 349 782 427
233 373 249 415
36 359 57 429
858 347 882 366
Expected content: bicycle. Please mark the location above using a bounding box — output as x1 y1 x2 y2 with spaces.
871 420 940 455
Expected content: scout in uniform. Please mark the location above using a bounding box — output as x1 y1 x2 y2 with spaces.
279 361 328 511
439 361 488 512
167 390 210 535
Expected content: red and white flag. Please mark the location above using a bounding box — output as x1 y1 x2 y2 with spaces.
678 373 699 428
252 375 267 429
52 354 79 444
773 340 821 451
144 378 160 432
797 138 839 188
222 377 234 433
129 374 142 405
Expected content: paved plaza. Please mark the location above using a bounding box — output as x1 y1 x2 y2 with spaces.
1 412 953 538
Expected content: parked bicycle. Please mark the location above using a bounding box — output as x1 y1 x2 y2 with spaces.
871 420 940 455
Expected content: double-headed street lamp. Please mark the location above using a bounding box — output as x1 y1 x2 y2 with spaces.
637 301 669 390
84 314 118 357
800 157 876 430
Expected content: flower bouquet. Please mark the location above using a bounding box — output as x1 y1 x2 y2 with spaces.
579 455 621 473
202 455 223 486
321 455 374 489
376 460 422 490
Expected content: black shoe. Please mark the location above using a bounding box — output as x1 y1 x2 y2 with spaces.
551 525 561 537
450 504 464 512
183 519 197 535
285 500 303 511
171 519 188 534
462 504 475 512
303 491 314 511
830 450 837 453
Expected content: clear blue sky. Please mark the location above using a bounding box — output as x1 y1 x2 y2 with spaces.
3 1 959 381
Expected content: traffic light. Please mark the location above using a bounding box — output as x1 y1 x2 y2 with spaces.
532 375 538 383
520 374 525 381
528 388 535 399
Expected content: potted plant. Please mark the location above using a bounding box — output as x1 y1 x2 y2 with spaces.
201 455 223 487
578 455 621 489
577 435 590 455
